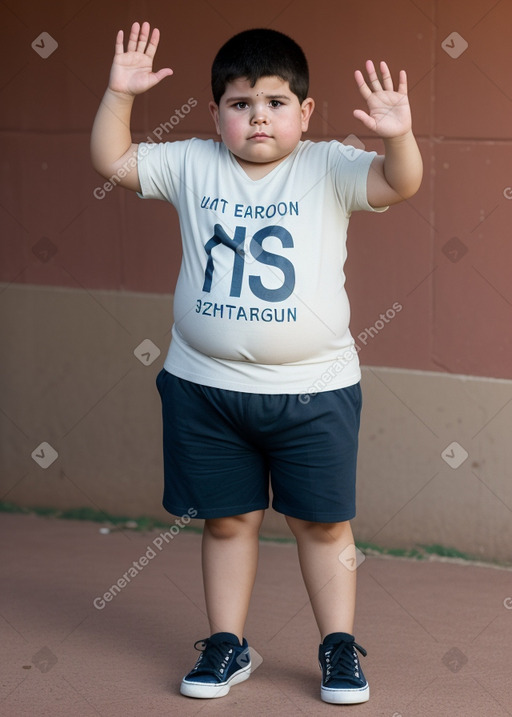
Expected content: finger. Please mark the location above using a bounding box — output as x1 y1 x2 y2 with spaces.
353 108 377 132
126 22 140 53
152 67 174 83
365 60 382 91
379 61 394 92
136 21 151 53
354 69 372 100
114 29 124 55
145 27 161 59
397 69 408 95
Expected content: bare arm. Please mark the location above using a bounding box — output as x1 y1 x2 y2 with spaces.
353 61 423 207
90 22 173 193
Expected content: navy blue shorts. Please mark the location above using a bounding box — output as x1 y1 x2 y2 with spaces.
156 370 362 522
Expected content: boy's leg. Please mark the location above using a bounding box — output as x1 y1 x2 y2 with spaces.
286 516 369 704
180 509 264 699
285 517 356 637
202 509 265 641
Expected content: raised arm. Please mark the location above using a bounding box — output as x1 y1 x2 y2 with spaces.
353 60 423 208
90 21 173 192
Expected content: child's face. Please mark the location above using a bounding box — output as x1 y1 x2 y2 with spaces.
209 76 314 173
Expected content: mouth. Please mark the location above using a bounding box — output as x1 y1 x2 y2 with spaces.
250 132 271 139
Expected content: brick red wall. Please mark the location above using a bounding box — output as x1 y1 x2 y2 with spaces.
1 0 511 379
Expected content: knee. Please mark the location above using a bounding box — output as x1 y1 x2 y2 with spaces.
205 510 264 540
285 516 352 544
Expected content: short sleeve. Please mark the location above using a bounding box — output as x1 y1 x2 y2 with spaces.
137 140 190 205
333 143 388 215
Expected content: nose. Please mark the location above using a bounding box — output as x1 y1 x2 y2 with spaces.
251 102 269 124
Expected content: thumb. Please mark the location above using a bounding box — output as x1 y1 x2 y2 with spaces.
353 109 376 132
151 67 174 85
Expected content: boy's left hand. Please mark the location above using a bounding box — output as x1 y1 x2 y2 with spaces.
353 61 411 138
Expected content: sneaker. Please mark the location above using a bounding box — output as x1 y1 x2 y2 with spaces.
180 632 251 699
319 632 369 704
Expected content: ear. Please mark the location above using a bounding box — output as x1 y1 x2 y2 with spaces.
300 97 315 132
209 101 222 135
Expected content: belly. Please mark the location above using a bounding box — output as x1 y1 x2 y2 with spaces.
173 289 351 364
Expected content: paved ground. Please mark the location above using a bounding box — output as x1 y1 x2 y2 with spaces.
1 513 511 716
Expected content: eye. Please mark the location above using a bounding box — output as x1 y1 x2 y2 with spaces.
233 101 248 110
269 100 282 108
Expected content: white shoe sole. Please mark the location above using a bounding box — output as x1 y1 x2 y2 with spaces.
321 682 370 704
180 665 251 699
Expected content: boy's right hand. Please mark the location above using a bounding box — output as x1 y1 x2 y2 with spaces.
109 21 173 97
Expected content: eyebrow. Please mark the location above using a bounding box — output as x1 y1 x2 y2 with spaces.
225 94 291 102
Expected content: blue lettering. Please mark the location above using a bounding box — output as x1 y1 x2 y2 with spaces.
249 226 295 302
202 224 246 296
200 196 229 213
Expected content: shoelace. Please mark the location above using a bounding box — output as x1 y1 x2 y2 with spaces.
323 639 367 683
191 638 236 676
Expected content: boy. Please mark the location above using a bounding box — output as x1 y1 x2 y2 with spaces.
91 21 422 704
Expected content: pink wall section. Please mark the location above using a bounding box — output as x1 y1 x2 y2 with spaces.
1 0 511 379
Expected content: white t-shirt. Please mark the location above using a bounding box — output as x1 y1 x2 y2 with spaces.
138 138 386 394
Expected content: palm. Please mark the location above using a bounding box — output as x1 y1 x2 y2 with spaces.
109 22 172 96
353 61 411 138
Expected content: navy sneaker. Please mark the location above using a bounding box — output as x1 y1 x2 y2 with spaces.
319 632 369 704
180 632 251 699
